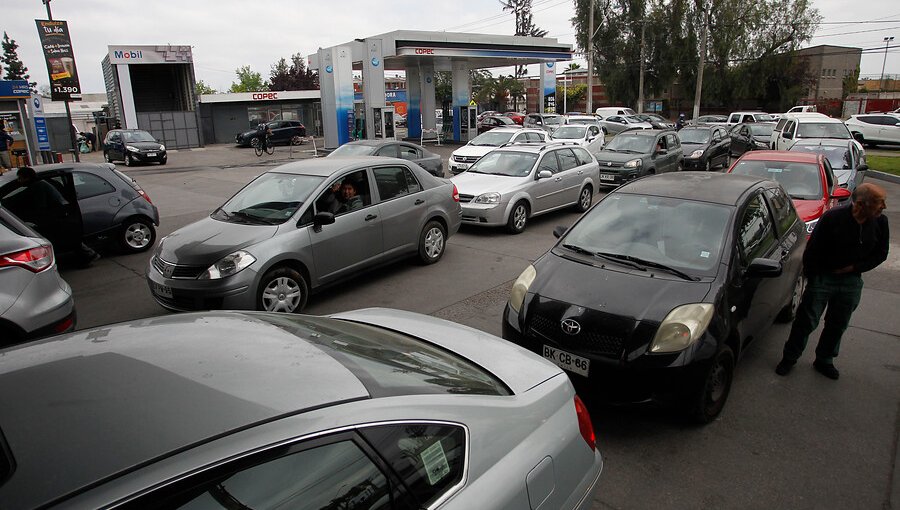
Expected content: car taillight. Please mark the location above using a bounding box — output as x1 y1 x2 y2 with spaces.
53 314 75 333
0 244 54 273
452 183 460 202
138 189 153 204
574 395 596 451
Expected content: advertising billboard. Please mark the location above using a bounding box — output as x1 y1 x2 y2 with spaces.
35 20 82 101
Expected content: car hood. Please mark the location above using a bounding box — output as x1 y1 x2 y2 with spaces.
125 141 164 150
681 141 710 152
158 216 278 265
532 252 713 324
451 171 528 196
452 144 500 159
595 150 647 163
792 198 827 223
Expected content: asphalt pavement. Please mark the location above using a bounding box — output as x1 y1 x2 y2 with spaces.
63 142 899 509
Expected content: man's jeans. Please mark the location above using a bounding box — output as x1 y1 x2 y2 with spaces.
782 274 864 364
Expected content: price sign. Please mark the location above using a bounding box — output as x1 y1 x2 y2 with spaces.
35 19 82 101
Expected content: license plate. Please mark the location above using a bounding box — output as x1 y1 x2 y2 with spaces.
147 152 157 157
543 345 590 377
152 282 173 299
599 173 615 181
454 163 468 170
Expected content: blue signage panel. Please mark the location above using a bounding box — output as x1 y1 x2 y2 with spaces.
33 117 51 151
0 80 31 99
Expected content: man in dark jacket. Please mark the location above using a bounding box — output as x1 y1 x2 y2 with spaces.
775 183 889 379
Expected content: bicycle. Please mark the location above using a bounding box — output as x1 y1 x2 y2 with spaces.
254 135 275 157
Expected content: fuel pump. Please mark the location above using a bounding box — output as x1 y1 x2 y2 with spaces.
455 105 478 143
371 106 396 140
353 103 366 140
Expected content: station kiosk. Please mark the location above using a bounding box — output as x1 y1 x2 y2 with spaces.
371 106 395 140
455 105 478 143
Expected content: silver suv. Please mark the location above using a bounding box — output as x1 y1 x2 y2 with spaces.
0 206 75 346
450 142 600 234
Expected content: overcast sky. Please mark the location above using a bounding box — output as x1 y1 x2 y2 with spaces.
4 0 899 94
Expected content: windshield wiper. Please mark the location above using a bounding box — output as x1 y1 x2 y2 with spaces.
562 243 595 256
231 210 270 225
593 251 646 271
213 207 231 219
598 252 698 281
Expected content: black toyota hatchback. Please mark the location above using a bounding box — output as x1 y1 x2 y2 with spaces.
502 172 806 423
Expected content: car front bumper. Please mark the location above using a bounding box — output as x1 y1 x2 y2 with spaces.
596 168 638 187
129 150 167 163
459 201 509 227
683 156 707 170
146 256 259 312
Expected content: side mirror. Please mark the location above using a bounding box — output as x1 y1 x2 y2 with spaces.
857 164 868 172
783 132 793 140
553 226 567 238
747 258 782 278
312 211 335 232
832 187 852 199
537 170 553 179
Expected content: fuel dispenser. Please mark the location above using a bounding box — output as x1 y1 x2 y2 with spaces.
455 105 478 143
353 103 366 140
371 106 396 140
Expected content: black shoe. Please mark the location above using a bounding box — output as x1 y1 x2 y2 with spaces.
775 358 796 376
813 360 840 380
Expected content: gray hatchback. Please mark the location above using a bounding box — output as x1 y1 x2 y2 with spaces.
147 156 461 313
595 129 684 187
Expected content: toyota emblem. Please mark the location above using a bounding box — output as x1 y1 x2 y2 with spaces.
561 318 581 335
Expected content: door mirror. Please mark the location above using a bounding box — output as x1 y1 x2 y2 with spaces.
782 131 793 140
858 164 868 172
832 187 852 199
747 258 782 277
553 226 567 238
312 211 335 231
537 170 553 179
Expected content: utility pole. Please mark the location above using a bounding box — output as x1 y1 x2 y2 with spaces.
43 0 79 162
692 8 708 123
881 36 895 92
638 19 646 113
587 0 595 114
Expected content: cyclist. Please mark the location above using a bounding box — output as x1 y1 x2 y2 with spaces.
255 122 272 152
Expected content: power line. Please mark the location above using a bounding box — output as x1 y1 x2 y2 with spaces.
441 0 560 32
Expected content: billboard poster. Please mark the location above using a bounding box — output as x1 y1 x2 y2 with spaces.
35 19 82 101
542 62 557 112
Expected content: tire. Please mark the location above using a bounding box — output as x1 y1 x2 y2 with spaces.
776 274 804 323
417 220 446 265
104 151 112 163
575 185 593 212
250 137 260 148
119 217 156 253
254 144 263 157
265 139 275 155
258 267 308 313
290 135 304 146
159 156 167 166
687 345 735 424
506 201 529 234
124 154 134 167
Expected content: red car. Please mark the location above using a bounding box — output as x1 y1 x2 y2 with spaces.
503 111 525 125
727 151 851 235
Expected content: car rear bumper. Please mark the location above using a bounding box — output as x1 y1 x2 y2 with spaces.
1 266 75 339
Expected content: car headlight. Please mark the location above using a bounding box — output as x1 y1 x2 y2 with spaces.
805 217 819 234
649 303 715 353
126 145 140 152
159 145 166 151
689 150 705 158
624 158 642 169
509 265 537 313
199 250 256 280
473 192 501 204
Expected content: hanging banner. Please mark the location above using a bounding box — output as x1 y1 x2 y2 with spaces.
35 19 82 101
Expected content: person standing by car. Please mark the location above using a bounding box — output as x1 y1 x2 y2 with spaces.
775 183 889 380
675 113 686 131
0 121 14 174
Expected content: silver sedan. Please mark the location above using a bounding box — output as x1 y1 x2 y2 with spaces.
451 143 600 234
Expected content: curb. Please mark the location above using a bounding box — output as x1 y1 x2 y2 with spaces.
868 170 900 185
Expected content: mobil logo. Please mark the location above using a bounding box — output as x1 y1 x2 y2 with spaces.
113 50 143 59
415 48 434 55
252 92 278 100
546 62 554 68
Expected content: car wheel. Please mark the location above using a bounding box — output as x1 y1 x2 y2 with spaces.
258 267 308 313
506 201 529 234
103 151 112 163
119 217 156 253
575 185 593 212
250 137 260 148
124 154 134 167
417 220 446 265
776 274 804 323
290 135 304 145
159 156 167 166
688 345 735 424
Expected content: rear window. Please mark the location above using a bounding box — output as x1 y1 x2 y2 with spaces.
260 314 512 397
731 160 823 200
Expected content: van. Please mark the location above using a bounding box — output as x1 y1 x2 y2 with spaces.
594 106 636 119
725 111 776 127
770 113 852 151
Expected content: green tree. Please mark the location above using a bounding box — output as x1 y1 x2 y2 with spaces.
228 65 267 93
269 53 318 91
842 67 860 99
1 32 36 89
563 83 588 111
196 80 217 95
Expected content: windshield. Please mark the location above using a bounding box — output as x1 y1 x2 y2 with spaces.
122 131 157 143
678 129 710 144
214 172 323 224
625 115 646 124
328 144 377 157
467 151 538 177
469 130 516 146
731 160 823 200
604 134 654 153
797 122 850 139
567 118 597 125
749 124 775 136
792 145 853 169
562 193 731 275
552 126 586 139
544 116 562 125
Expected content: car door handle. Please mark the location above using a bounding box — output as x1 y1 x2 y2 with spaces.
365 214 378 221
414 199 425 205
577 170 584 175
555 177 562 182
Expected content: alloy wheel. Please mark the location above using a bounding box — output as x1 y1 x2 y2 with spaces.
261 277 303 312
424 227 444 259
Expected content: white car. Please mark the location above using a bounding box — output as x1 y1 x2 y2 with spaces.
565 114 603 126
771 113 852 151
725 111 776 127
844 114 900 147
595 106 636 118
551 124 605 156
449 127 548 174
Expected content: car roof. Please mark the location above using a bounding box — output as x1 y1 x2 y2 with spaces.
0 163 112 186
618 172 768 206
615 128 672 137
782 112 831 120
738 150 822 163
268 156 409 176
341 139 414 148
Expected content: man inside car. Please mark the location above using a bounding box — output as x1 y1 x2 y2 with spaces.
338 180 363 214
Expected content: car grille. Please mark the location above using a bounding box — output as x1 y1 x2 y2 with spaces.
152 256 206 279
597 161 625 169
458 194 474 203
528 313 627 357
454 155 480 163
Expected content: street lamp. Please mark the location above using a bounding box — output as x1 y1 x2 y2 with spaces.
881 36 895 92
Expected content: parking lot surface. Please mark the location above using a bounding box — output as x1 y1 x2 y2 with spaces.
62 143 899 509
